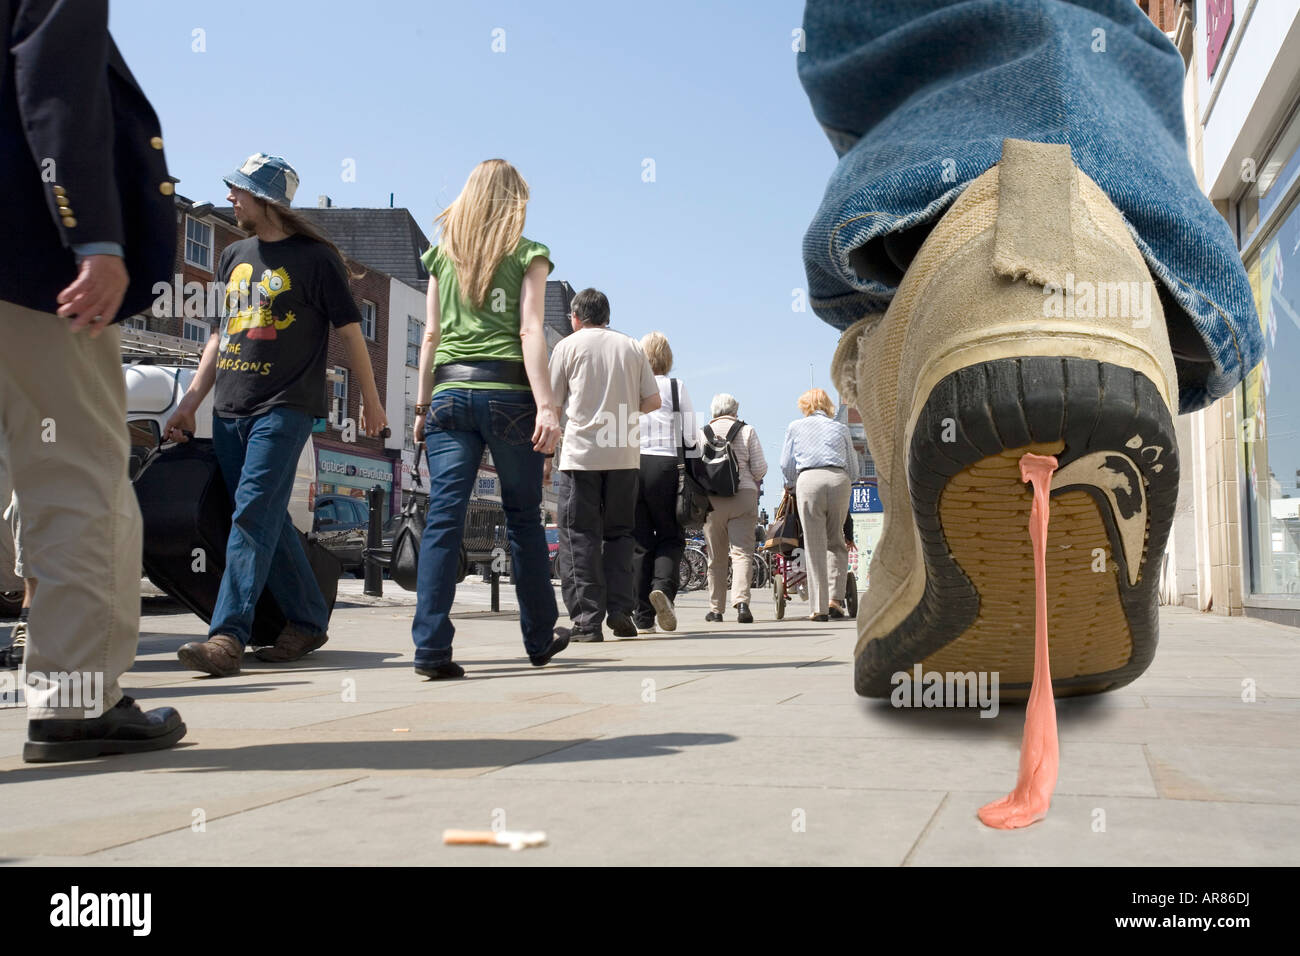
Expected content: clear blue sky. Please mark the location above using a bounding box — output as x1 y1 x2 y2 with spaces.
110 0 844 517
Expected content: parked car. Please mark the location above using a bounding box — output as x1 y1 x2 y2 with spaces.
311 494 369 574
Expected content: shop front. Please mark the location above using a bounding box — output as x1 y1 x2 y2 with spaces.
314 444 398 520
1237 101 1300 619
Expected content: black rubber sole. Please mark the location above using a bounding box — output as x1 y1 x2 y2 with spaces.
23 722 187 763
855 356 1179 698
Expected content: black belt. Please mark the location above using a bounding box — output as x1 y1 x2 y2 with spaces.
434 360 530 387
798 465 846 475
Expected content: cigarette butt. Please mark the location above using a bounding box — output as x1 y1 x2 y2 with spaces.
393 728 410 733
443 829 547 850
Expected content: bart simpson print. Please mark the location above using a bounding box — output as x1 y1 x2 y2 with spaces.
223 265 297 341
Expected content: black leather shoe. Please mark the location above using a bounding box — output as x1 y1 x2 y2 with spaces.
415 661 465 680
572 628 604 643
705 611 723 623
607 612 637 638
828 605 846 620
809 614 830 623
736 603 754 624
530 628 572 667
24 696 186 763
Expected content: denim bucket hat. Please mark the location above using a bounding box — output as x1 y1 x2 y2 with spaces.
223 153 299 207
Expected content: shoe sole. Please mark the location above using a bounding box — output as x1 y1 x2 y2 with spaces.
649 591 677 631
23 722 188 763
177 645 241 677
856 357 1178 700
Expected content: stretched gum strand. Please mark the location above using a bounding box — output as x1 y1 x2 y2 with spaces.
978 452 1061 830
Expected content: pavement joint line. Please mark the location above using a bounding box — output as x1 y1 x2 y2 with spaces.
901 792 950 867
513 705 611 733
67 774 372 859
478 736 601 776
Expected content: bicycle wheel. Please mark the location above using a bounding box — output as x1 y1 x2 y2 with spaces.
773 572 786 620
845 571 858 618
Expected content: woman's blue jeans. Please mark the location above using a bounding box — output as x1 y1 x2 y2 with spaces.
411 388 557 666
210 407 329 646
798 0 1264 413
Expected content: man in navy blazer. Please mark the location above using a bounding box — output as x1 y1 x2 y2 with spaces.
0 0 186 761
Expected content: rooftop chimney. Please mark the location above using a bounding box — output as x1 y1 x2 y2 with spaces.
318 195 333 208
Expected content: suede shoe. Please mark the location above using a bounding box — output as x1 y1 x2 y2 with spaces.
530 628 572 667
736 602 754 624
415 661 466 680
704 611 723 623
254 623 329 662
24 695 186 763
177 634 243 677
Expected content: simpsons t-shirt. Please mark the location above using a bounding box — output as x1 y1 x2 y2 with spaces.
212 235 361 419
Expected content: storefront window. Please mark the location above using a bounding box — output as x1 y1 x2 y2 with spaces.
1242 190 1300 594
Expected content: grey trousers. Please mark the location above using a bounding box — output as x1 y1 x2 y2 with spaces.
0 301 139 717
795 467 851 617
556 468 639 633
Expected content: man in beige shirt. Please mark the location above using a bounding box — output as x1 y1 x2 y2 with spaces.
548 289 660 641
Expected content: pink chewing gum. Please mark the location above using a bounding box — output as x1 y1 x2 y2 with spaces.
978 452 1061 830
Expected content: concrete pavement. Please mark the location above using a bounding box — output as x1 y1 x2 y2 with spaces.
1 577 1297 865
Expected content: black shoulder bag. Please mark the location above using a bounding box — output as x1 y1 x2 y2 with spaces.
672 379 711 530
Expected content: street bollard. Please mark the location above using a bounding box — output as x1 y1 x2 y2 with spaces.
364 484 383 597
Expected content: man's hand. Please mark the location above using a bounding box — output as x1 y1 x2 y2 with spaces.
413 409 427 447
532 405 561 454
57 255 128 336
162 396 198 443
359 393 388 438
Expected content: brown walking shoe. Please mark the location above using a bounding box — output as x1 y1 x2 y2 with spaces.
177 634 243 677
254 623 329 662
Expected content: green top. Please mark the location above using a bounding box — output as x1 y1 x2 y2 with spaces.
420 236 553 395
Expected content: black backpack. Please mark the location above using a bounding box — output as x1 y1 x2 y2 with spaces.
695 419 744 497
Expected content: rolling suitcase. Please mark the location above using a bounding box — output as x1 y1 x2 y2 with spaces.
133 438 341 646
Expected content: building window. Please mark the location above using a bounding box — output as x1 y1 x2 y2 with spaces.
406 315 423 368
183 318 210 343
361 300 377 340
184 216 213 271
862 458 876 479
330 366 349 425
123 315 148 331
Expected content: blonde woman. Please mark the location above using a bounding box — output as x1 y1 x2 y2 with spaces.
410 159 569 678
779 388 858 622
633 331 694 633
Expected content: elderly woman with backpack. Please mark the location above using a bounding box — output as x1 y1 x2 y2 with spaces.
699 394 766 624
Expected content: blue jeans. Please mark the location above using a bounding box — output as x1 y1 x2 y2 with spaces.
798 0 1264 413
411 388 557 665
210 407 329 646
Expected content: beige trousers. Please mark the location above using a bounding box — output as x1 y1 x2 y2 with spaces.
795 467 851 616
0 301 138 717
705 488 758 610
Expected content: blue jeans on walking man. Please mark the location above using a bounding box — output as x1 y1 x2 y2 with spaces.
210 407 329 645
412 388 558 666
